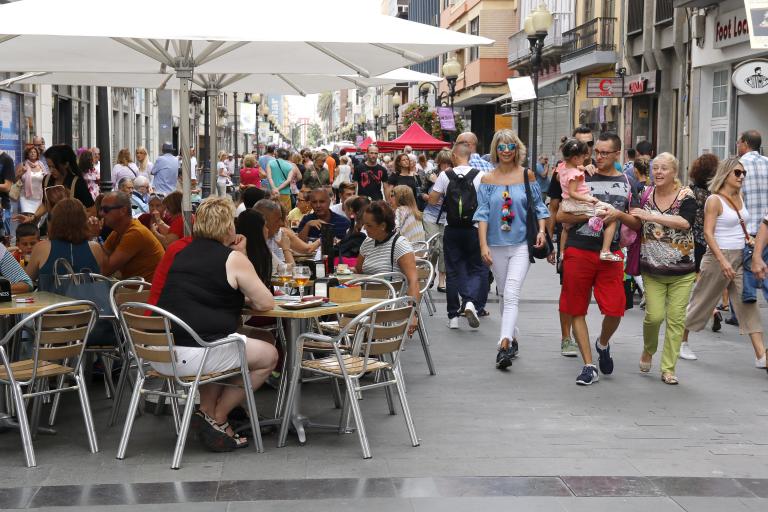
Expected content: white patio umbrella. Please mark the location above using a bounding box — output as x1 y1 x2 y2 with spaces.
0 0 491 225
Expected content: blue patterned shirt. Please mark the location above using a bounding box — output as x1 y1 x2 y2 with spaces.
740 151 768 234
0 245 33 291
473 182 549 246
469 153 494 172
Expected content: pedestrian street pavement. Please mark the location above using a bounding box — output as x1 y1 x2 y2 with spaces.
1 261 767 511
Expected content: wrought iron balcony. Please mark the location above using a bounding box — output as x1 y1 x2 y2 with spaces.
561 17 617 63
507 14 573 68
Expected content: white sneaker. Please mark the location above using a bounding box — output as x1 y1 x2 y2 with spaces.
679 342 697 361
756 354 766 369
448 317 459 329
463 301 480 328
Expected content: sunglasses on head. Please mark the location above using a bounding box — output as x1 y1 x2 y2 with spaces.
497 143 517 152
733 169 747 178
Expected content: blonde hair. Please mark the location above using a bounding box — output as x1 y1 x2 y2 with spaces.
218 150 228 161
243 154 257 168
490 129 526 166
391 185 422 221
708 157 744 194
193 197 236 243
117 148 133 165
435 149 452 168
135 147 149 171
652 152 682 185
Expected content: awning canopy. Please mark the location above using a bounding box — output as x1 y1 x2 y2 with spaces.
357 137 374 151
376 123 451 152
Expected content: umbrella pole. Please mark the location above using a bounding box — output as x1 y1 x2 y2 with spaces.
207 89 219 198
178 70 193 236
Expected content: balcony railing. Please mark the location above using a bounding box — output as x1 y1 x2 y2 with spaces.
507 14 574 65
561 17 616 63
627 0 644 35
656 0 674 24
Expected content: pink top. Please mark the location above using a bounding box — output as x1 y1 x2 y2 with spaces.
559 166 589 200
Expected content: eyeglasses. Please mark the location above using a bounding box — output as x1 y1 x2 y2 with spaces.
496 143 517 152
733 169 747 178
595 150 618 158
99 204 124 213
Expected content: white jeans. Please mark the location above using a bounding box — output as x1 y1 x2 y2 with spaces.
489 244 530 347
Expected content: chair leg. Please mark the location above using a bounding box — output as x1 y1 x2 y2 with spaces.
171 382 198 470
273 348 289 419
48 374 67 426
102 355 114 399
241 367 263 453
393 365 419 447
337 382 351 434
417 317 437 376
11 383 36 467
109 361 132 426
377 365 395 415
167 379 181 436
75 369 99 454
330 378 343 409
277 360 302 448
425 290 436 315
154 380 169 416
345 378 371 459
29 380 44 439
116 375 144 460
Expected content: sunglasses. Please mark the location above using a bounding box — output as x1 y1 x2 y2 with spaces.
586 140 595 147
733 169 747 178
497 143 517 152
99 205 124 213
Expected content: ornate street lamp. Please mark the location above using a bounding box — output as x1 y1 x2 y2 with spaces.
524 3 554 171
392 91 402 136
441 53 461 109
373 106 381 139
250 93 264 156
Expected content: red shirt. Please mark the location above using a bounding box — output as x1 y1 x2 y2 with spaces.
168 215 188 239
148 236 193 306
240 167 262 187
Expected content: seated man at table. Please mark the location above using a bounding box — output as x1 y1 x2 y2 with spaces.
0 243 33 294
297 188 350 242
100 191 165 282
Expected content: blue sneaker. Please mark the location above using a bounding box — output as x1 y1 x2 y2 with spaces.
576 365 599 385
595 339 614 375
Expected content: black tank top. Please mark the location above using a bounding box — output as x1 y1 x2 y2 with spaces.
157 238 244 347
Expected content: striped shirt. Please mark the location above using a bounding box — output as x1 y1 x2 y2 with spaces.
740 151 768 234
0 245 33 290
359 234 413 275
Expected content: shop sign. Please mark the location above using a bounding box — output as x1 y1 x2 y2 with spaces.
586 77 620 98
623 71 659 97
744 0 768 50
436 106 456 131
714 8 750 49
731 59 768 94
0 91 22 165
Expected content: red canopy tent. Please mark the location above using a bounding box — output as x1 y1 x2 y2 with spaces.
357 136 374 151
376 123 451 152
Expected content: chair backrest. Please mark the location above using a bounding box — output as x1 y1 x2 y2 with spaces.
368 271 407 298
341 297 416 365
425 233 440 267
414 258 435 296
411 241 429 259
0 301 98 385
346 276 398 300
109 279 152 319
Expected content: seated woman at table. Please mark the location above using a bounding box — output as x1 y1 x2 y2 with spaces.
151 191 186 248
0 243 33 294
338 195 370 260
25 198 106 283
155 197 277 452
355 200 420 334
236 209 274 289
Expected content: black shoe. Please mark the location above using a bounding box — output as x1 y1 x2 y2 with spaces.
437 286 446 293
594 339 614 375
508 339 519 359
496 349 512 370
712 312 722 332
725 317 739 327
576 365 599 386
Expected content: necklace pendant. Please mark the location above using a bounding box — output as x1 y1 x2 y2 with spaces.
501 224 511 232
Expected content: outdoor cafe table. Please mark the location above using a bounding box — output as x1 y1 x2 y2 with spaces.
0 291 76 431
252 297 384 444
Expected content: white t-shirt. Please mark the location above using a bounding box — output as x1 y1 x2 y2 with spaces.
190 156 198 180
431 165 484 195
330 202 348 218
216 161 229 185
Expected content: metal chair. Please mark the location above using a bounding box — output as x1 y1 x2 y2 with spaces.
0 301 100 468
115 302 263 469
278 296 419 459
423 233 442 315
413 258 437 375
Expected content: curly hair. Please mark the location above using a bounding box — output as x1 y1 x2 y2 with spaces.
688 153 719 189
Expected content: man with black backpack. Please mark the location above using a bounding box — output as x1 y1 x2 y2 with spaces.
428 142 489 329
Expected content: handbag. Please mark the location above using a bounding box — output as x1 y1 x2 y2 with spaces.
619 175 638 248
625 186 653 276
8 179 22 201
522 168 553 262
38 256 113 316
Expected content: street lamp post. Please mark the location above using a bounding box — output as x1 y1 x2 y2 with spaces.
233 92 239 188
392 91 402 136
524 3 553 173
258 100 269 156
442 54 461 110
373 106 380 140
419 81 438 108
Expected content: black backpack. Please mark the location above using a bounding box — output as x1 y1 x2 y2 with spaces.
440 168 480 227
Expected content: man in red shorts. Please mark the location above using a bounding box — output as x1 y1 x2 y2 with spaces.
556 132 641 385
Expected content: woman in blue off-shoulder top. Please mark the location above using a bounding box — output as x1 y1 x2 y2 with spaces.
474 129 549 370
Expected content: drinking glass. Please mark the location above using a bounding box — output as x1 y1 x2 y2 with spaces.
277 262 294 295
293 265 311 300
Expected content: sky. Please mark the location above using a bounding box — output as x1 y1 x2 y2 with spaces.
287 94 319 124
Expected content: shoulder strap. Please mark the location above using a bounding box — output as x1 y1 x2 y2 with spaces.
390 233 400 272
718 193 750 241
640 185 653 207
623 174 633 213
465 168 480 182
69 176 78 197
445 170 458 182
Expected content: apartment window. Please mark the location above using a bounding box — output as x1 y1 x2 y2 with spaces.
711 130 727 160
711 70 729 118
468 16 479 62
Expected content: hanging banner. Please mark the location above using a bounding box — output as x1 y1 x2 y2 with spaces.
436 106 456 131
239 103 255 134
0 91 22 165
744 0 768 49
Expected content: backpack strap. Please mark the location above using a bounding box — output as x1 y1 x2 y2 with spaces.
390 233 400 272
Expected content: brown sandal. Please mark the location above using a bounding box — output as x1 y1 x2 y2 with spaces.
661 373 678 385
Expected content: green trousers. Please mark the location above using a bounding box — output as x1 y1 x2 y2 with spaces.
642 272 696 374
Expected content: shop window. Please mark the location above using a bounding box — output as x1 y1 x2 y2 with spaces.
711 130 727 160
711 70 729 118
